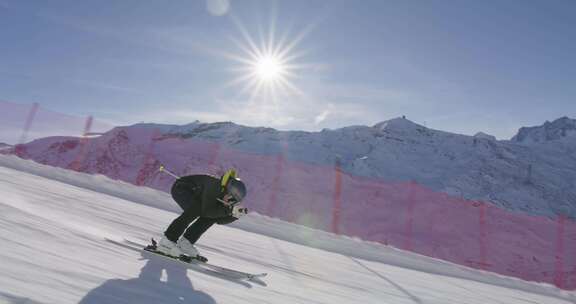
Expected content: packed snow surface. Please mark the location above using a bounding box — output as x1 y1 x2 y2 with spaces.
0 155 574 303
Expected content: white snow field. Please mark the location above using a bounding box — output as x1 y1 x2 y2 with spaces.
0 155 574 304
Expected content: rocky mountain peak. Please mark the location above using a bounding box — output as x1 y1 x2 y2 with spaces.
511 116 576 144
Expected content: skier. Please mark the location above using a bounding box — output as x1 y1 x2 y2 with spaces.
157 169 248 258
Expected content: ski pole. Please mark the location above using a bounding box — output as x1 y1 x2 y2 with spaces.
159 165 180 179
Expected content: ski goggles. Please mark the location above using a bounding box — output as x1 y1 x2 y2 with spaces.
217 194 240 206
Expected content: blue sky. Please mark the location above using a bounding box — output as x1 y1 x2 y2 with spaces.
0 0 575 139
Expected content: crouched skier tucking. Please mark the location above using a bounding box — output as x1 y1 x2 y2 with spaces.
157 169 248 258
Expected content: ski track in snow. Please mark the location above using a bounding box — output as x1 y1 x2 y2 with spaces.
0 156 575 304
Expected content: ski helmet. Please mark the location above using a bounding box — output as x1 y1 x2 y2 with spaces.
226 177 247 203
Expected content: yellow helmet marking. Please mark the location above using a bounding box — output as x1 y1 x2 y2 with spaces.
221 169 238 188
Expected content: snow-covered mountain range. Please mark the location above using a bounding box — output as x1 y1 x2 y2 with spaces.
3 117 576 287
7 116 576 217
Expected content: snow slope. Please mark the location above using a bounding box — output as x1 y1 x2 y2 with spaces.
1 155 575 303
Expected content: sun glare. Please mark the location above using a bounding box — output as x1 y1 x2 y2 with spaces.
222 15 313 103
255 56 284 81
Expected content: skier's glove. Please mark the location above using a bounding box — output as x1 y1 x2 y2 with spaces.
231 205 248 218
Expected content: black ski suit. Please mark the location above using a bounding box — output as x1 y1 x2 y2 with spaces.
164 174 238 243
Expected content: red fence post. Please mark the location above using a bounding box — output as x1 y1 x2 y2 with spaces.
404 180 416 251
554 214 566 288
331 157 343 234
19 102 39 144
266 152 284 217
479 201 488 270
70 116 93 171
207 142 221 174
135 129 160 186
14 102 39 157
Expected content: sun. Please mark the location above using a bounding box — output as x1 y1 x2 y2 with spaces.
254 55 284 81
222 16 312 102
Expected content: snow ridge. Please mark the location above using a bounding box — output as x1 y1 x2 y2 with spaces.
512 117 576 144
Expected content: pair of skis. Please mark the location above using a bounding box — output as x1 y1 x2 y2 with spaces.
141 238 268 283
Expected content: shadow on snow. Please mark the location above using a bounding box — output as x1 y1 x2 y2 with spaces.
78 252 217 304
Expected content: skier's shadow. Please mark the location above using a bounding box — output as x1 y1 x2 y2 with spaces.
78 252 216 304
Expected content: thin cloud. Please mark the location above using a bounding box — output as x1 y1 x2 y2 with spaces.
314 110 330 125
